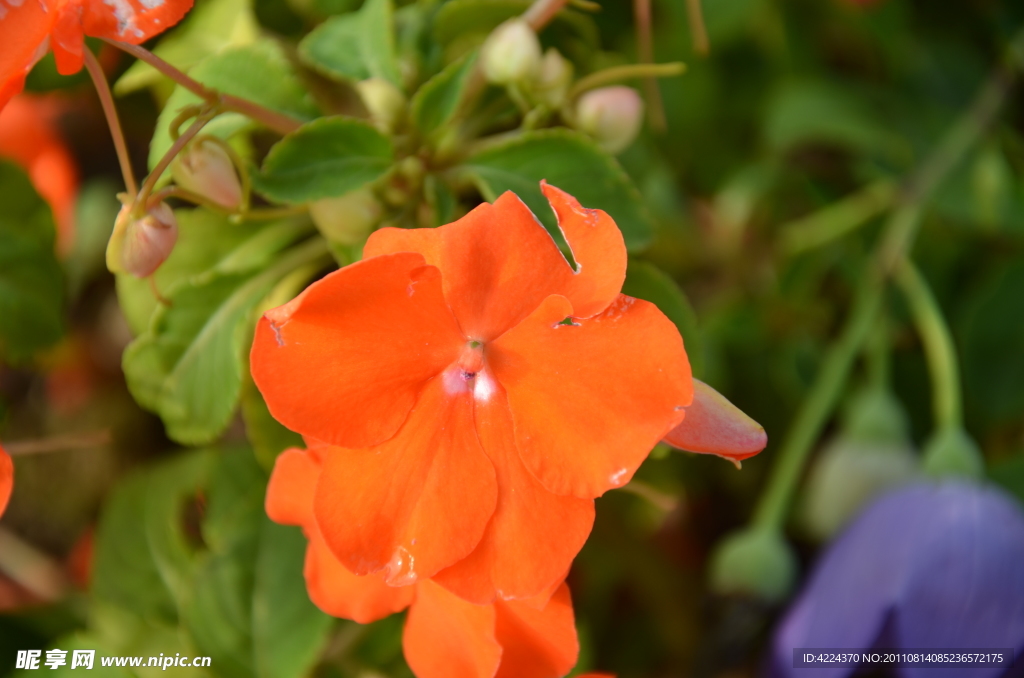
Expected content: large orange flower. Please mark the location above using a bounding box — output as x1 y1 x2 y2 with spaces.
252 183 693 603
0 444 12 517
0 0 193 111
267 446 580 678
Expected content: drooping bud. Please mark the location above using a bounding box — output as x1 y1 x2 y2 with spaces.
356 78 407 134
532 48 573 108
480 19 542 86
922 425 984 479
575 86 644 154
106 203 179 278
309 188 383 246
171 138 243 210
663 378 767 464
711 527 796 602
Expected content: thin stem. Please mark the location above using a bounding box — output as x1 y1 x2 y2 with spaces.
865 316 891 391
83 48 138 196
137 113 213 215
105 39 303 136
0 528 69 602
896 260 962 429
685 0 710 56
4 430 111 456
634 0 667 132
780 180 897 255
569 62 686 100
523 0 570 31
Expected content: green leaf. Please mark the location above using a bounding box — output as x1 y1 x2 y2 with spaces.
621 261 704 378
0 161 64 361
254 117 394 204
149 41 320 174
463 129 654 251
122 236 329 446
114 0 259 95
298 0 401 86
241 378 304 472
253 520 333 678
411 51 477 139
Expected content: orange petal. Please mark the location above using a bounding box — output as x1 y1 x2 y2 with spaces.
50 0 86 75
314 376 498 585
0 2 53 110
434 385 594 604
403 579 502 678
251 253 465 448
0 444 12 517
265 448 320 527
493 582 579 678
79 0 194 44
490 294 692 498
364 184 626 341
663 378 767 463
305 528 413 624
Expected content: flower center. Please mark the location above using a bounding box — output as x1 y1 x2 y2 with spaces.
442 340 494 401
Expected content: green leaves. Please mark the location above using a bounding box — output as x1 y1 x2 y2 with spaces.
299 0 402 86
119 211 328 446
411 51 478 138
91 449 332 678
254 117 394 204
463 129 654 250
0 161 63 361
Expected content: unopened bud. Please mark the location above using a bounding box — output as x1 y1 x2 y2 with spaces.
923 425 984 479
309 188 383 246
171 138 243 210
481 19 542 86
532 48 573 108
357 78 407 134
711 528 796 602
575 86 644 154
106 203 179 278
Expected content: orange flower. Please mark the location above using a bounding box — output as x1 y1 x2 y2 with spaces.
252 183 693 603
0 444 12 517
267 446 580 678
0 94 79 252
0 0 193 112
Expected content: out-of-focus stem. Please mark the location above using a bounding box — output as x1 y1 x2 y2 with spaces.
523 0 569 30
780 180 896 255
685 0 710 56
105 40 303 135
634 0 667 132
83 48 138 196
0 528 69 602
569 63 686 99
896 260 962 429
4 430 111 456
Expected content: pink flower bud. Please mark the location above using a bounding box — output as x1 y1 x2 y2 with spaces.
481 19 542 86
532 48 573 108
171 138 243 210
575 86 644 154
106 203 179 278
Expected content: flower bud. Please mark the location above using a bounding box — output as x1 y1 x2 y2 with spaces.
923 425 984 479
106 203 179 278
480 19 542 86
532 48 573 108
711 527 796 602
575 86 644 154
356 78 407 134
309 188 383 246
171 138 243 210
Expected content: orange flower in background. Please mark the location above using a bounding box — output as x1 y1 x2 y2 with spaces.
0 444 13 518
252 182 693 604
267 446 580 678
0 0 193 112
0 94 79 252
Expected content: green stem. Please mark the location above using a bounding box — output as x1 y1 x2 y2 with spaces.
569 63 687 100
896 260 963 429
83 48 138 196
780 180 896 255
136 111 214 216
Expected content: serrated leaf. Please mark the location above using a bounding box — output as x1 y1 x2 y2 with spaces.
114 0 259 95
621 260 704 377
463 129 654 250
254 117 394 204
0 161 64 361
149 41 320 175
411 51 477 138
298 0 401 86
122 238 329 446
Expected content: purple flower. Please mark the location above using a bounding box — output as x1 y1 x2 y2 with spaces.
769 482 1024 678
